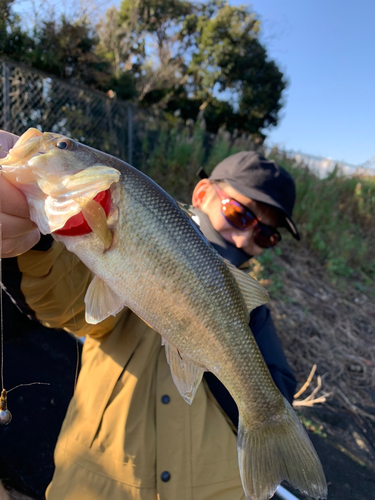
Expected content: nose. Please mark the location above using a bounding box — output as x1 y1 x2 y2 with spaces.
231 230 253 249
231 228 264 256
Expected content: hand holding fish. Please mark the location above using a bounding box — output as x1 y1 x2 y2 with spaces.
0 131 40 257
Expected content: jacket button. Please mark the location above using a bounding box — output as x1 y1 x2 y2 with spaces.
161 395 170 404
161 471 171 482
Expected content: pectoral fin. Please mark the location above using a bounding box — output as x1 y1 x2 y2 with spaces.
84 276 125 324
162 338 205 404
225 260 269 315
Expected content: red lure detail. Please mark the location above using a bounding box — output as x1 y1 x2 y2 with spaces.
54 189 112 236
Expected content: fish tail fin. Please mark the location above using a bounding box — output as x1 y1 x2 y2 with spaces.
237 397 327 500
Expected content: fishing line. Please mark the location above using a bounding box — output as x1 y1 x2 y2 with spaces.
0 149 10 392
1 167 4 393
0 165 11 425
0 159 50 425
66 250 82 393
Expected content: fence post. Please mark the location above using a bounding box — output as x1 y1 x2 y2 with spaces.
2 61 10 131
127 105 133 165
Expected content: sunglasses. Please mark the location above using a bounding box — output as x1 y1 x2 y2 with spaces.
213 184 281 249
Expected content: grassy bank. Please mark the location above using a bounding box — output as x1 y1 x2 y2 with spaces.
272 151 375 285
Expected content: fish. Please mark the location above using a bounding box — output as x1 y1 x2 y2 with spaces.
0 128 327 500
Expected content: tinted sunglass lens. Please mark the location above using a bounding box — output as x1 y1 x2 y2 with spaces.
254 226 281 248
222 201 257 230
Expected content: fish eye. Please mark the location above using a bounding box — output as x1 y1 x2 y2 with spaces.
56 140 75 150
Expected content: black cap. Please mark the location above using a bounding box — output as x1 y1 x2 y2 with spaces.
208 151 300 240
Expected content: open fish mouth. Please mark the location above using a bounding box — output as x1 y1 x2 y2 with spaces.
0 128 121 238
0 129 77 170
0 128 46 168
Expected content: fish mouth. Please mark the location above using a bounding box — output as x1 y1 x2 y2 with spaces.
0 128 57 168
1 128 120 243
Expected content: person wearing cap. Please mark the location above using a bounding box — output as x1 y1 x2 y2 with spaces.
0 131 296 500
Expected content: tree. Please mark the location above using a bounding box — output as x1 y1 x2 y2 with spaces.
28 16 110 89
185 2 287 134
97 0 286 136
1 0 287 139
96 5 140 100
114 0 194 102
97 0 195 105
0 0 33 60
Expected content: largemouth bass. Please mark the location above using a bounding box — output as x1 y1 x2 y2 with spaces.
0 128 327 500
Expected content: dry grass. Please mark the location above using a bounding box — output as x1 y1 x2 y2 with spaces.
250 240 375 469
265 242 375 413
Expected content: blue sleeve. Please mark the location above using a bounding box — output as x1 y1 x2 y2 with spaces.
250 305 297 404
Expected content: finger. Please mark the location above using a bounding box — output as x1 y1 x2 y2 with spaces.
0 131 19 159
0 174 31 219
1 229 40 258
0 212 37 239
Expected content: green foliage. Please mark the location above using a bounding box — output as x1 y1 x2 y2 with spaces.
28 17 111 90
109 72 137 100
137 120 260 201
0 8 112 91
296 412 328 439
137 121 375 288
188 3 287 133
101 0 286 135
0 0 33 60
256 250 285 298
140 123 205 200
0 0 286 139
271 151 375 283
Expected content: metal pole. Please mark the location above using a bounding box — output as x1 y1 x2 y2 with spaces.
127 105 133 165
2 62 10 131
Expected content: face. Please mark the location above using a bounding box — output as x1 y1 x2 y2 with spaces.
192 180 282 257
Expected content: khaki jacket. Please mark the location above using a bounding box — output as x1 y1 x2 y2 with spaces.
17 242 245 500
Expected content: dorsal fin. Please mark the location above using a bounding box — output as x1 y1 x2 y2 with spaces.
225 260 269 314
176 201 195 219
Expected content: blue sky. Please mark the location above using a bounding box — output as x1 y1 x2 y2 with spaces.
234 0 375 165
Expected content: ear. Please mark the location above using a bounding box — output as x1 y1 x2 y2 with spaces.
192 179 212 208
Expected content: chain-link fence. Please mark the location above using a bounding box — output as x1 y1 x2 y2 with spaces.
0 57 262 201
0 57 133 163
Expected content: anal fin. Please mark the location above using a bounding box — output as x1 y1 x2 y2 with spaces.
162 338 205 404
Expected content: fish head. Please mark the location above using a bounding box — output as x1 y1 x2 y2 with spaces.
1 128 104 176
1 128 121 235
